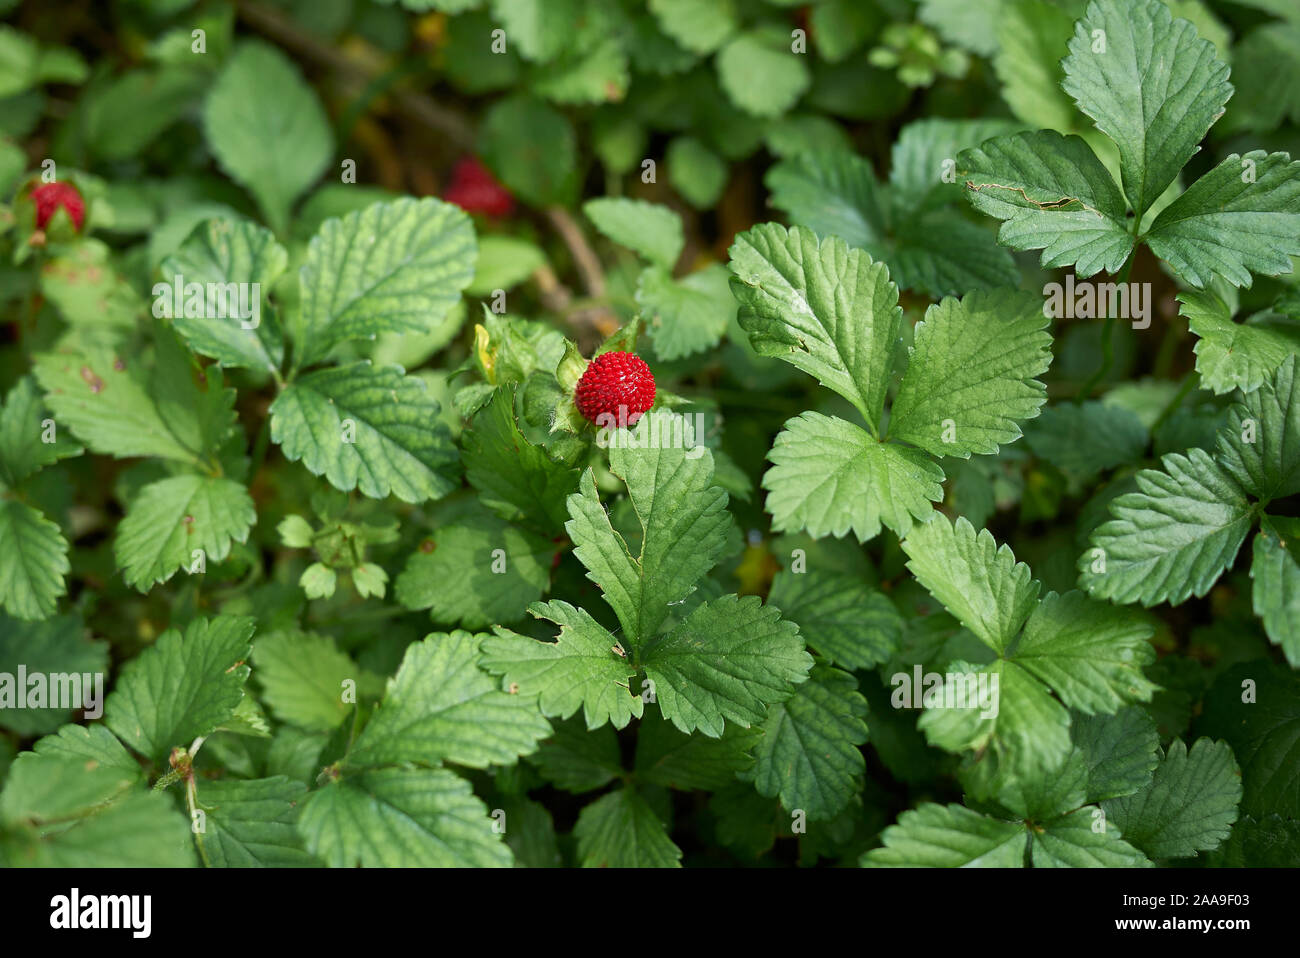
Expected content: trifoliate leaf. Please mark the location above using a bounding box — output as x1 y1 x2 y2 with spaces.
739 666 867 822
862 802 1026 867
0 615 107 735
767 569 902 669
642 593 812 738
958 130 1134 277
252 630 362 732
0 501 69 621
1030 807 1151 867
583 197 683 270
1071 707 1160 803
1146 152 1300 289
716 29 810 118
395 507 551 629
889 289 1051 458
1179 288 1300 395
635 710 759 790
0 376 80 487
297 766 511 867
270 362 459 504
104 615 254 763
347 631 550 769
1103 738 1242 859
764 412 944 543
159 217 287 374
203 41 332 233
114 474 255 591
481 601 643 731
565 413 731 648
1079 448 1255 606
1215 354 1300 502
195 776 319 867
1251 515 1300 666
462 387 579 533
1023 400 1149 479
902 515 1039 653
1012 590 1157 714
1061 0 1232 221
295 198 476 367
636 263 734 361
574 786 682 867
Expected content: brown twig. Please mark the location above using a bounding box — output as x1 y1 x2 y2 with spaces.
544 206 606 300
235 0 475 150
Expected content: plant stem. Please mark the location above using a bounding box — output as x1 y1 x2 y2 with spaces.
1075 253 1136 401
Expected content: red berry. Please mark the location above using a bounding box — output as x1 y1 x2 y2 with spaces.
443 156 514 218
32 181 85 232
574 351 656 428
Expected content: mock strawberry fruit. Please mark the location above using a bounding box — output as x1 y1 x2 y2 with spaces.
574 351 656 427
32 181 86 232
443 156 515 218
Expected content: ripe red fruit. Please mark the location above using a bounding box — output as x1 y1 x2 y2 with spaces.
32 181 86 232
575 351 656 428
443 156 514 218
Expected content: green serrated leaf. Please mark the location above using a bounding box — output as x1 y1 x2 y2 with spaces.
889 289 1051 458
114 474 255 591
764 412 944 543
160 217 287 374
482 601 643 731
1146 152 1300 289
104 615 254 764
574 786 682 867
270 362 459 504
643 593 812 738
295 198 476 367
0 500 69 621
395 506 551 628
203 41 332 233
195 776 319 867
347 631 550 769
739 666 867 822
297 767 511 867
767 569 901 670
1216 354 1300 502
0 376 81 487
902 515 1039 653
1103 738 1242 859
1079 448 1254 606
862 802 1026 867
958 130 1133 277
583 197 683 270
1061 0 1231 221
